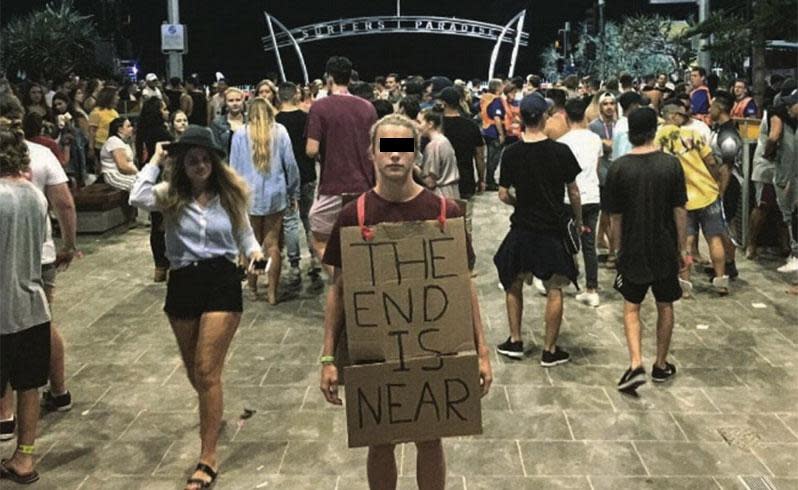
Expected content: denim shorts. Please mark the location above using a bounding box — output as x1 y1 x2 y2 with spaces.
687 199 727 237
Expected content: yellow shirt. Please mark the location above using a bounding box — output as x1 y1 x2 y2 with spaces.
88 108 119 149
656 124 718 210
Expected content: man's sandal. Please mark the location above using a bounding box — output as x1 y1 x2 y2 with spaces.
186 462 217 489
0 458 40 485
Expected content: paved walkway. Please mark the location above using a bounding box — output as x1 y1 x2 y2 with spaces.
10 193 798 489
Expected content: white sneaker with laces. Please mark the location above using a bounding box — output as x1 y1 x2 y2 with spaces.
576 291 600 307
777 256 798 273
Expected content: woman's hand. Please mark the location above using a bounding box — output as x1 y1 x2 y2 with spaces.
247 250 268 275
151 141 169 167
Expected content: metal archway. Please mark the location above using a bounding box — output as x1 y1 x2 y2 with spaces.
262 10 529 83
488 10 527 80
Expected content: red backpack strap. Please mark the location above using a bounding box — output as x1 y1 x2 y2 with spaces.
437 195 447 231
357 193 374 241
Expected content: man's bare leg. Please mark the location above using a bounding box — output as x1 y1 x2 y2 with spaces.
49 325 67 394
416 440 445 490
654 302 674 368
367 444 398 490
543 288 564 352
311 232 331 279
505 279 524 342
623 301 643 369
2 389 40 475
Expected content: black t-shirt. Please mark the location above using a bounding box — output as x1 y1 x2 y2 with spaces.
605 151 687 284
188 91 208 127
498 139 581 232
276 109 317 184
443 115 485 198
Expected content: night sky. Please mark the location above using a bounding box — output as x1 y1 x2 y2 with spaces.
3 0 701 83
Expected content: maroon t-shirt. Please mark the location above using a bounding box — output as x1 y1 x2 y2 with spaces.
323 189 475 269
305 94 377 196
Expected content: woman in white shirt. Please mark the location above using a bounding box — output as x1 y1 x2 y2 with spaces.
129 126 265 490
100 117 137 191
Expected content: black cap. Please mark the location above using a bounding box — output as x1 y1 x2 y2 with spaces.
628 107 658 137
164 125 225 158
427 76 454 97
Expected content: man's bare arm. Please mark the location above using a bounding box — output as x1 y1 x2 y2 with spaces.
469 281 492 396
610 213 623 255
567 182 583 227
306 138 320 160
46 182 77 268
320 268 345 405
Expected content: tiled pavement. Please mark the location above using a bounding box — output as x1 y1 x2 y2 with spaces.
7 193 797 489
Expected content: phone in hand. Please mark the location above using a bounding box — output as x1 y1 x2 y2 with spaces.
252 258 271 272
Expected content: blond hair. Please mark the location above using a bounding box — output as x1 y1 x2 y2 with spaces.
369 113 420 153
155 148 251 233
225 87 244 99
247 98 276 174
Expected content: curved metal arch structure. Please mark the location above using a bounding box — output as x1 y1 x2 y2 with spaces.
262 11 529 84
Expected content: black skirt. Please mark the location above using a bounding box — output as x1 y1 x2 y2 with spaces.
493 226 579 290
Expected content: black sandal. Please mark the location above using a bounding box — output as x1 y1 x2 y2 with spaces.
185 462 217 489
0 459 40 485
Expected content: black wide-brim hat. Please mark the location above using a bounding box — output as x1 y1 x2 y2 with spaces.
164 125 225 158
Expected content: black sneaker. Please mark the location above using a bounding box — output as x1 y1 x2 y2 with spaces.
540 346 570 367
496 337 524 359
0 417 14 441
651 362 677 383
42 389 72 412
618 366 647 394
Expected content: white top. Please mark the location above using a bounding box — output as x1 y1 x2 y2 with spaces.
683 118 711 145
100 136 135 175
559 129 602 205
26 140 68 265
141 86 163 100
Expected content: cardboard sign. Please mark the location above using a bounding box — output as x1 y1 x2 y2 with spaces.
340 218 474 364
344 353 482 447
340 216 482 448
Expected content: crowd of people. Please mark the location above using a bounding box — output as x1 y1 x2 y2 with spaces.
1 55 797 489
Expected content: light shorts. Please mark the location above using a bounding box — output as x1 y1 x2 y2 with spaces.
687 199 727 237
308 193 344 237
41 263 57 304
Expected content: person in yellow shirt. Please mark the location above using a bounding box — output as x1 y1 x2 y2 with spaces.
656 100 729 295
87 87 120 172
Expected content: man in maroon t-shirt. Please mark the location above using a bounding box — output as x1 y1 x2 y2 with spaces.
306 56 378 273
319 114 492 490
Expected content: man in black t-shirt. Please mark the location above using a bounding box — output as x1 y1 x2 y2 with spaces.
605 107 689 395
493 93 584 367
276 82 321 281
439 87 485 233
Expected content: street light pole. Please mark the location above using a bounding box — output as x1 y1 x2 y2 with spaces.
697 0 711 69
166 0 183 80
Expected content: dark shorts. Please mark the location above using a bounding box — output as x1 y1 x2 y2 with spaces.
164 257 243 319
494 227 579 291
687 199 728 237
0 323 51 393
723 178 741 223
614 273 681 305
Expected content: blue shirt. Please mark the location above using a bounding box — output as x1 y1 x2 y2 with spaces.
129 164 261 270
611 117 632 161
229 123 300 216
481 97 504 140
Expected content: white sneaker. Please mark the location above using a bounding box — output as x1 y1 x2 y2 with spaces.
576 291 600 307
777 256 798 273
532 277 547 296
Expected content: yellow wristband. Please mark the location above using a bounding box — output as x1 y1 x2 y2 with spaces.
320 355 335 365
17 444 34 455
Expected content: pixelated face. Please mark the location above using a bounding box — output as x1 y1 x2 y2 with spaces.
172 112 188 134
733 82 747 99
372 125 416 184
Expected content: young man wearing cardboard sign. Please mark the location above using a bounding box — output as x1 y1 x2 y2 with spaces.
319 114 492 490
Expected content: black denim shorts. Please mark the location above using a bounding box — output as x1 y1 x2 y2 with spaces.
164 257 243 319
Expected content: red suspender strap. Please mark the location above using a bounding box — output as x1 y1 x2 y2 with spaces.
438 196 447 231
357 193 374 241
